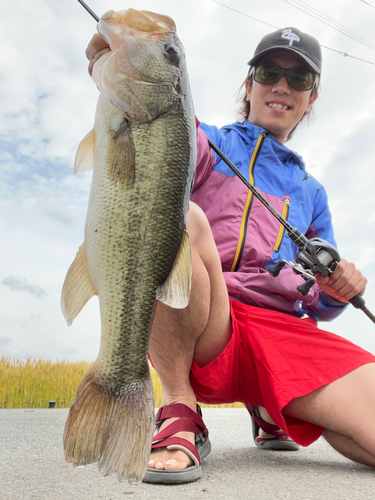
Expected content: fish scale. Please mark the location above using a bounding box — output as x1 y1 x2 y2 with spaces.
85 105 190 377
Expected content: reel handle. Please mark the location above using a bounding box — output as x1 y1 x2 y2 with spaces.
297 278 316 296
269 260 287 277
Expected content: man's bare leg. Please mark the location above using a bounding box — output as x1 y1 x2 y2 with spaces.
283 362 375 467
147 202 231 472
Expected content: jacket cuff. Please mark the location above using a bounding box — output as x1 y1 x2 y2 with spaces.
321 293 347 307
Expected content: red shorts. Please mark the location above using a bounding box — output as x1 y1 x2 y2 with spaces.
190 299 375 446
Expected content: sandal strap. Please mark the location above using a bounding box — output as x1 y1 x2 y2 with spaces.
256 430 290 442
155 403 208 438
252 415 282 436
245 404 283 436
156 404 206 427
152 417 204 443
151 436 200 467
151 403 209 467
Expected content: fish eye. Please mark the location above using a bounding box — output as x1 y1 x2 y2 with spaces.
163 44 180 66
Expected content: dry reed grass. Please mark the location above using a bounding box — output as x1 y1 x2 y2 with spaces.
0 357 243 409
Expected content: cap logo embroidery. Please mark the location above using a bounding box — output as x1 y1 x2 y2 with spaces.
281 29 300 46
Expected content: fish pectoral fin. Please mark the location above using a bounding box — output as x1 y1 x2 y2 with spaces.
108 118 136 186
61 244 97 325
156 228 192 309
74 129 96 173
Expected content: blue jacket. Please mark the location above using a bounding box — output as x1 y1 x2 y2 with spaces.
191 119 347 321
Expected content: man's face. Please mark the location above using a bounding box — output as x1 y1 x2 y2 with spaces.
246 50 318 143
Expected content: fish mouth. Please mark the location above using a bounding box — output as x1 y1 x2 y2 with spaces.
101 9 180 84
94 8 182 121
101 8 176 41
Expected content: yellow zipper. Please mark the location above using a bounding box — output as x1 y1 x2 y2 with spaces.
230 133 266 272
273 197 290 252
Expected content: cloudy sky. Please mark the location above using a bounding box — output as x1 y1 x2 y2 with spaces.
1 0 375 362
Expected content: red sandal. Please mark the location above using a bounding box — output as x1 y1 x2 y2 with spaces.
143 403 211 484
245 404 300 451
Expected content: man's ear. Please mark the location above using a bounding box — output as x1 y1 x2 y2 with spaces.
245 80 252 102
306 91 318 113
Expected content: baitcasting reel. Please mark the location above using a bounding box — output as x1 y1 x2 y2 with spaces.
269 238 340 296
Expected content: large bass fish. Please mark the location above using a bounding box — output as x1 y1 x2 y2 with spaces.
61 8 196 483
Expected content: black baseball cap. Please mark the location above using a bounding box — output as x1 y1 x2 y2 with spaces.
248 27 322 74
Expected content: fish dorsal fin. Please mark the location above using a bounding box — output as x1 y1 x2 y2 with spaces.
108 118 135 186
74 129 96 174
61 244 97 325
156 229 192 309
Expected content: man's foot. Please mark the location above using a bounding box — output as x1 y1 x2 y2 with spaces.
147 398 196 471
245 404 300 451
148 423 195 471
143 401 211 484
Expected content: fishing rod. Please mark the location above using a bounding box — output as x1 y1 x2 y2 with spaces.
76 0 375 324
77 0 99 22
208 138 375 324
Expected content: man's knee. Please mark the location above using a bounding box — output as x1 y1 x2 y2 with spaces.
187 202 212 243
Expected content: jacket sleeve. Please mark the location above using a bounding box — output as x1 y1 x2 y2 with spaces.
300 184 349 321
193 119 216 191
193 120 229 191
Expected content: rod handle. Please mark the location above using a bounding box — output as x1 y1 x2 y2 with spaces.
349 294 366 309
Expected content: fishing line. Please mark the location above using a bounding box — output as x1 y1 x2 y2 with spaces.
360 0 375 8
283 0 375 51
211 0 278 29
212 0 375 66
320 46 375 65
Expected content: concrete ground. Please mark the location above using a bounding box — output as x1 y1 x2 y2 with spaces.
1 408 375 500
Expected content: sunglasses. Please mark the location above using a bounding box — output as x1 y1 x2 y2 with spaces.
251 64 318 91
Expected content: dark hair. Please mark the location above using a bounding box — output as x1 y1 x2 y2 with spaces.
237 67 320 142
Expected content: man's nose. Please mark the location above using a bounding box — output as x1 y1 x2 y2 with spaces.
272 75 291 94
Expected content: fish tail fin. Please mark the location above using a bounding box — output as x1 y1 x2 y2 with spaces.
64 368 154 484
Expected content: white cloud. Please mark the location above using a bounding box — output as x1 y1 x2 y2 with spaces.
0 336 12 347
1 275 48 298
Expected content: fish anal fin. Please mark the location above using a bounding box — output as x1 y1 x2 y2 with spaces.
74 129 96 174
61 244 97 325
64 367 154 483
108 118 135 187
156 228 192 309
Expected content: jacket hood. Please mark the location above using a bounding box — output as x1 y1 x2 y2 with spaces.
224 120 306 170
